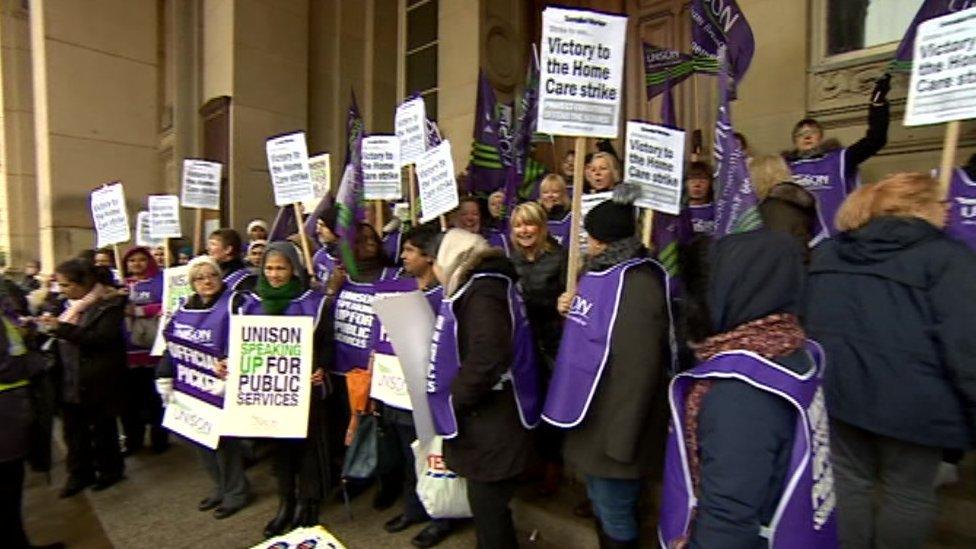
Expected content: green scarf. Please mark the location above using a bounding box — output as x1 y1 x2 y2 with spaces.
256 277 302 315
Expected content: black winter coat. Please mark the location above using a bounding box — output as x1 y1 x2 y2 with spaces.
443 251 534 483
805 217 976 449
511 241 567 368
52 293 127 415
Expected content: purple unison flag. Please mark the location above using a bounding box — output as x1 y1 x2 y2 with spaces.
468 71 506 194
643 43 696 100
334 163 360 277
268 205 299 243
891 0 976 73
691 0 754 94
712 56 756 237
660 78 678 128
503 49 541 213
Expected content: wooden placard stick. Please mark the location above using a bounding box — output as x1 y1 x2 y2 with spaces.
193 208 203 255
408 164 418 226
373 200 385 234
292 203 315 275
163 238 172 268
641 208 654 250
112 243 124 277
565 136 587 294
939 121 961 200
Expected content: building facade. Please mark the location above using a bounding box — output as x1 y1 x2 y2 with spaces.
0 0 972 270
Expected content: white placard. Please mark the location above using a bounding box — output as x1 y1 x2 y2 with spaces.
148 195 182 239
180 159 222 210
395 97 427 165
90 183 131 248
415 140 459 223
302 153 332 211
266 132 315 206
537 7 628 138
162 391 223 450
362 135 403 200
150 265 194 356
905 7 976 126
135 211 163 247
223 315 314 438
372 291 437 444
370 353 413 411
624 121 685 214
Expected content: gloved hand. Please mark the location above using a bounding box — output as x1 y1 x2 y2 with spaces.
872 73 891 104
155 378 174 407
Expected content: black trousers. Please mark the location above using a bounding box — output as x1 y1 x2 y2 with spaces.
61 402 124 480
0 459 29 548
120 367 166 451
467 478 519 549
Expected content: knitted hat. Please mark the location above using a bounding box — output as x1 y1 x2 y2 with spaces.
246 219 269 234
584 182 639 243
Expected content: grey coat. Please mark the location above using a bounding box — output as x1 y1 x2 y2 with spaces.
562 264 670 479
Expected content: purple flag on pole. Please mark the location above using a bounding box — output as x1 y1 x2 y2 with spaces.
336 94 366 276
643 43 696 100
891 0 976 73
660 79 677 129
712 53 756 237
503 48 541 213
691 0 754 96
467 71 506 194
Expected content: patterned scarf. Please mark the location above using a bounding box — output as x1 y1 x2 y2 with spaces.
690 313 806 362
58 283 110 325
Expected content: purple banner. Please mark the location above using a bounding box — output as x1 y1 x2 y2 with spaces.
712 54 756 237
691 0 754 94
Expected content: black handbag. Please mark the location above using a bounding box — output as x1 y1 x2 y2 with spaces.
341 414 378 480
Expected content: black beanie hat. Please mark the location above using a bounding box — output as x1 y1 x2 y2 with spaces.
585 200 636 242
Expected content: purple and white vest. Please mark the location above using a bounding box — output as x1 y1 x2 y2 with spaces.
789 149 854 244
383 231 403 265
125 273 164 361
485 229 511 256
224 267 253 292
689 203 716 235
313 246 340 285
330 270 398 374
163 290 236 409
547 211 572 246
241 289 326 323
426 273 541 438
658 341 837 548
946 168 976 251
542 257 673 427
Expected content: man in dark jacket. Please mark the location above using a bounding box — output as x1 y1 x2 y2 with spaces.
545 197 669 548
805 173 976 548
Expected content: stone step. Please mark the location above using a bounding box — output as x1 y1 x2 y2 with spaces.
512 482 600 549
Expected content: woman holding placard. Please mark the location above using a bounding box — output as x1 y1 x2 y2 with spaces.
240 242 332 538
120 246 168 455
155 256 251 520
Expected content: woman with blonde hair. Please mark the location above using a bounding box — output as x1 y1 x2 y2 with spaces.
539 174 572 246
749 155 793 200
585 152 620 194
805 173 976 548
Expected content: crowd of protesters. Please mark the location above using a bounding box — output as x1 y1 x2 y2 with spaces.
2 78 975 549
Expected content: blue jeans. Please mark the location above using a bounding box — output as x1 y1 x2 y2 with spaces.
585 475 641 542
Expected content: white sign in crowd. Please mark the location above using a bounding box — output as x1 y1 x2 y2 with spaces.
90 182 130 248
135 211 163 247
624 121 686 215
304 152 332 211
223 315 315 439
415 140 460 223
906 7 976 126
537 7 628 138
266 132 315 206
362 135 403 201
395 97 427 166
180 159 222 210
148 194 183 239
